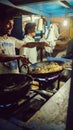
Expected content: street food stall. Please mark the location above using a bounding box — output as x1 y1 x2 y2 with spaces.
0 0 73 130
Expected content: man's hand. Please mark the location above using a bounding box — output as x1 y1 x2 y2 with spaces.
39 41 52 48
19 55 31 65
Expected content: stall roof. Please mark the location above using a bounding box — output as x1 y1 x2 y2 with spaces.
0 0 73 17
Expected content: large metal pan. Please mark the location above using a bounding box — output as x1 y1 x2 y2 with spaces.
0 73 32 104
28 60 64 78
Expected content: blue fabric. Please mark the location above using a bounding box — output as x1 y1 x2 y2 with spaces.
4 60 18 70
10 60 18 69
47 56 72 62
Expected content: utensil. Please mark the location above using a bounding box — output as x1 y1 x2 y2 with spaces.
0 73 32 104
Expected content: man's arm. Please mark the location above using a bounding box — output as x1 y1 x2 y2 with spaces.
15 37 50 49
0 53 30 64
15 38 46 49
22 41 50 48
0 54 22 62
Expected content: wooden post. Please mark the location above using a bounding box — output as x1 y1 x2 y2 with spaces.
40 30 43 61
38 18 43 62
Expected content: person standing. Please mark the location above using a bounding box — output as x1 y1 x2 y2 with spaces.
20 22 37 64
0 17 31 74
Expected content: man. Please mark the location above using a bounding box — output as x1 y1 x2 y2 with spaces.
20 22 38 64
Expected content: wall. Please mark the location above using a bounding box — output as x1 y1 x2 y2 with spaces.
69 17 73 39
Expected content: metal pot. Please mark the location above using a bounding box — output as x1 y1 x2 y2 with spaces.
0 73 32 104
28 60 64 78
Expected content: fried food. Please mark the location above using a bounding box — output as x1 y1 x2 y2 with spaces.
30 81 39 90
30 62 63 74
31 85 39 90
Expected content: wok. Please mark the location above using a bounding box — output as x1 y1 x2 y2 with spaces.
0 73 32 104
28 60 64 78
0 73 54 106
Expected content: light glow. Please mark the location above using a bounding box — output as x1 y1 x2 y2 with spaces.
63 20 68 26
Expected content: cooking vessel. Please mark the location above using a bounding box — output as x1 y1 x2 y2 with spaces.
0 73 32 104
0 73 53 106
28 60 64 78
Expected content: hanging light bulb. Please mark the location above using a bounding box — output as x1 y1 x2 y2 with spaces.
63 19 68 26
